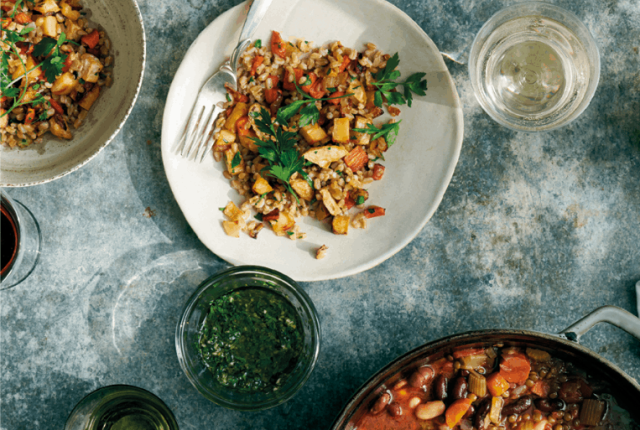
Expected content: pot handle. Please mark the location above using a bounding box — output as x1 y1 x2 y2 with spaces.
560 306 640 342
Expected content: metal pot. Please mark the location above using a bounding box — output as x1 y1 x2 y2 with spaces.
331 306 640 430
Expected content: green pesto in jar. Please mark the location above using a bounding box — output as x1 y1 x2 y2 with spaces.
197 287 304 393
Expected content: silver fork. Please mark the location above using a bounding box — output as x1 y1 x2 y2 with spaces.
175 0 273 162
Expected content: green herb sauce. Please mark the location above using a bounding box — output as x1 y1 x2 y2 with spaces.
197 288 304 393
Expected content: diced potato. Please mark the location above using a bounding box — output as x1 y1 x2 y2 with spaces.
353 116 372 145
270 212 295 236
49 117 72 140
60 1 80 20
12 56 40 85
290 178 314 201
214 129 235 151
65 19 83 41
320 189 341 216
349 79 366 104
224 148 244 175
223 201 244 221
238 130 258 152
78 85 100 110
222 220 241 238
300 123 329 145
224 102 249 131
252 175 273 195
315 203 330 221
35 0 60 14
303 145 348 169
42 15 58 38
79 53 103 83
51 72 78 96
365 91 377 109
332 216 350 235
332 117 350 144
328 180 343 201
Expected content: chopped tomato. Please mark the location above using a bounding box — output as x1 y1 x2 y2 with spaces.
265 88 281 104
49 98 64 115
283 68 303 91
327 91 344 105
445 399 472 428
250 55 264 76
308 78 325 99
499 352 531 385
24 108 36 125
263 209 280 222
301 73 317 93
532 380 550 397
14 12 31 24
372 163 385 180
343 146 368 172
487 372 510 397
271 31 286 58
364 206 385 219
62 54 73 72
338 55 351 73
81 30 100 49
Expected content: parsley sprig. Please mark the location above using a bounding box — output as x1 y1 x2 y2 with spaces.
371 53 427 108
353 120 402 148
277 81 352 128
249 107 312 204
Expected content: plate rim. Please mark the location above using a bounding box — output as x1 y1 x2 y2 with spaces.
161 0 464 282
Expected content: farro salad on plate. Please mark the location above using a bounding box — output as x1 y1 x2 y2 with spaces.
1 0 112 148
216 31 427 248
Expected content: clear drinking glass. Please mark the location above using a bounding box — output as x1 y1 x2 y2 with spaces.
468 2 600 132
64 385 179 430
0 191 42 290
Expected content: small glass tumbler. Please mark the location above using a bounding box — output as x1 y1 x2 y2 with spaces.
0 191 42 290
468 2 600 132
64 385 179 430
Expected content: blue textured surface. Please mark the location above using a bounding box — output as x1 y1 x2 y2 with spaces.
1 0 640 428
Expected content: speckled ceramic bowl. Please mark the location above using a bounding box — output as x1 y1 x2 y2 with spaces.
0 0 146 187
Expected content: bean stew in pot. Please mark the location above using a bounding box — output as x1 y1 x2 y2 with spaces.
356 344 638 430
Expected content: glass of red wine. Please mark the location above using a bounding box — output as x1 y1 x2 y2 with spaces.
1 192 42 290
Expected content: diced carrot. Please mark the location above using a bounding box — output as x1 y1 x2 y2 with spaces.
81 30 100 49
14 12 31 24
265 88 281 104
308 78 325 99
2 18 12 29
372 164 385 180
49 98 64 115
265 75 279 89
343 146 368 172
283 68 303 91
250 55 264 76
24 108 36 125
531 380 550 397
499 352 531 385
338 55 351 73
487 372 510 397
453 348 486 359
271 31 286 58
16 42 33 55
364 206 385 219
327 91 344 105
445 399 473 428
344 192 355 209
301 73 317 93
263 208 279 222
62 54 73 72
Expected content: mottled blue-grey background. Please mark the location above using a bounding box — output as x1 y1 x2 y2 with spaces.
1 0 639 428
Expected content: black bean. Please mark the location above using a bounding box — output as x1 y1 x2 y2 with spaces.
452 377 468 400
435 375 448 401
502 396 533 415
387 403 402 417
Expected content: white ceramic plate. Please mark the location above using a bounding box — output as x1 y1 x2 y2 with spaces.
0 0 145 187
161 0 463 282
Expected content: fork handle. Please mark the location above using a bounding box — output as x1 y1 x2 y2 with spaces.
238 0 273 42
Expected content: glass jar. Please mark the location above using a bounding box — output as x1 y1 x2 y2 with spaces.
64 385 179 430
175 265 321 411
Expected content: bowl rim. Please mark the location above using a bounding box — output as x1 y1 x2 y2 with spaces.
1 0 147 187
468 1 601 132
174 265 322 411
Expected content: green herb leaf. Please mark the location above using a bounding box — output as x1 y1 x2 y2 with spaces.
353 120 402 148
32 37 58 57
298 102 319 127
254 213 263 221
254 39 262 48
231 151 242 169
356 196 365 205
